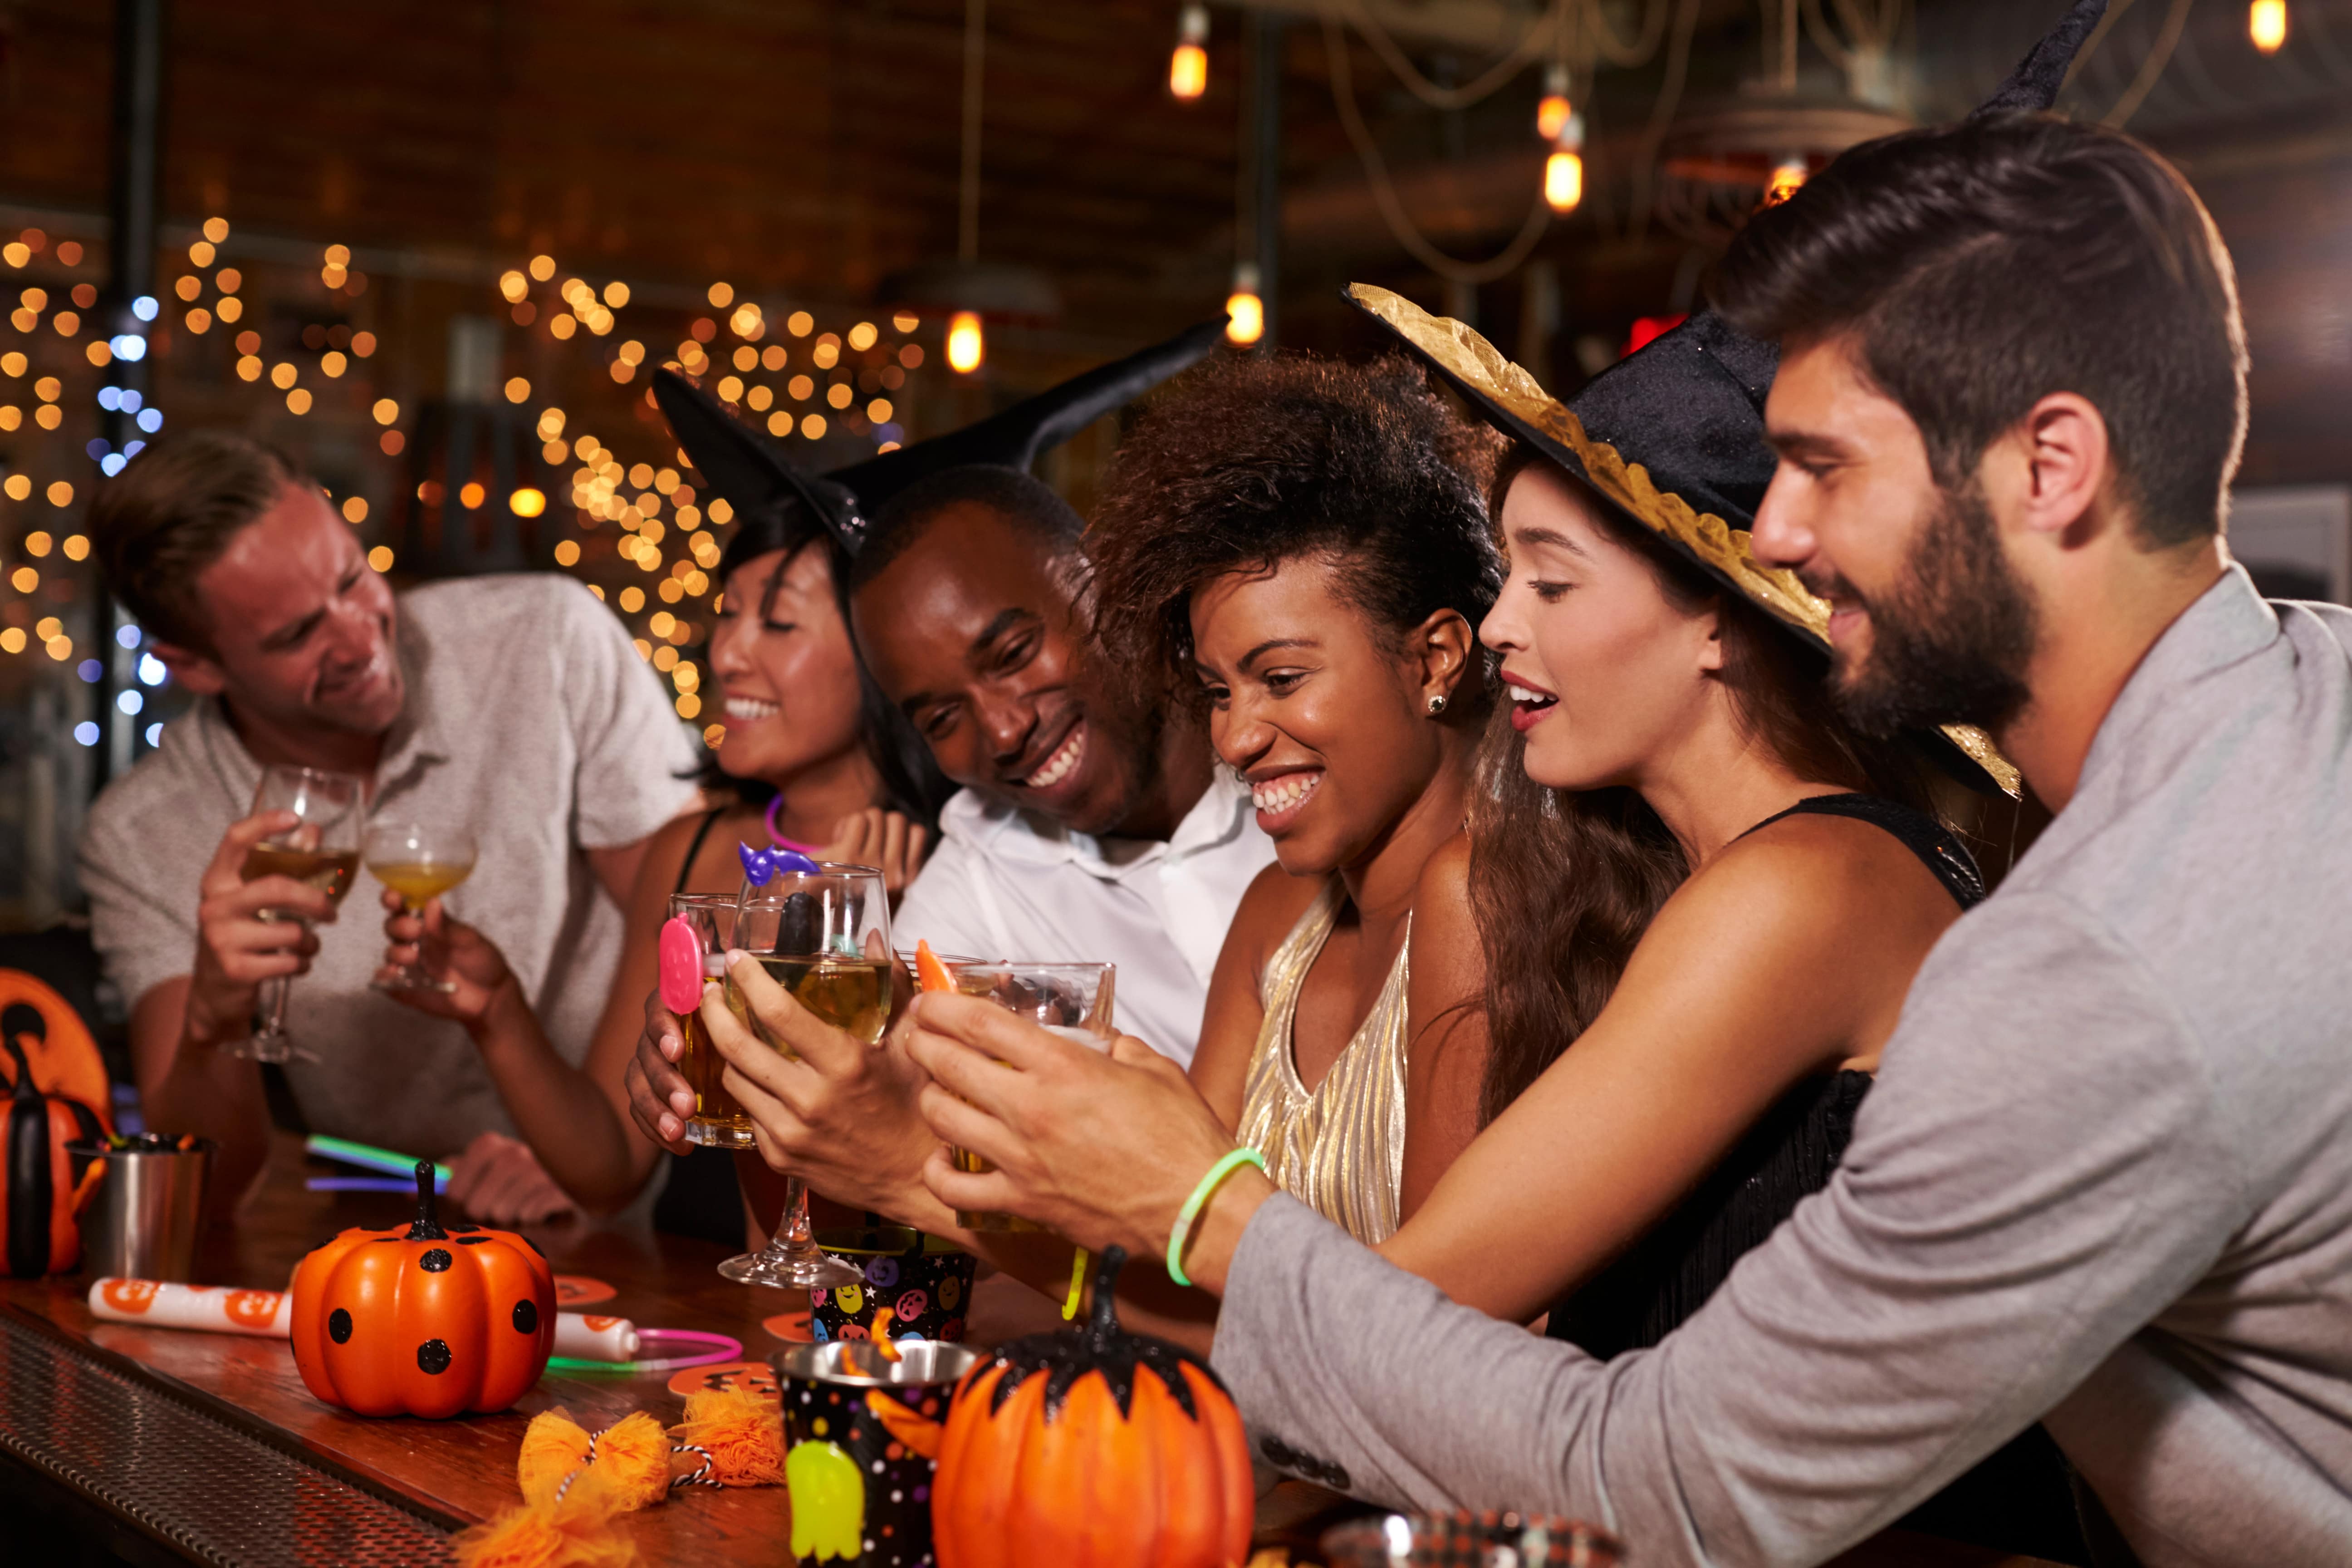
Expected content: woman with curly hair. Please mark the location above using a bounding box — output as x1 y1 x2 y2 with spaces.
1082 350 1506 1241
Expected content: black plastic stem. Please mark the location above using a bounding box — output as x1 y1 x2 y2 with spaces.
1086 1246 1127 1349
404 1159 447 1240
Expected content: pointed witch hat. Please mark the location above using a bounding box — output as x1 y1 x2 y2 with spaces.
652 318 1227 556
1343 3 2109 797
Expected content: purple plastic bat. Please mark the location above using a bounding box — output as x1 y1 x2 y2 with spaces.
738 843 820 887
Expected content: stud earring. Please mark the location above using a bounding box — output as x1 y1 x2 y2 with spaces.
1426 693 1448 716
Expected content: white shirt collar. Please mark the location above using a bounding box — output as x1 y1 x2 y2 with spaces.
939 770 1255 883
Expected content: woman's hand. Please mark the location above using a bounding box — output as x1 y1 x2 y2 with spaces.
822 808 931 897
902 993 1241 1260
376 890 516 1026
446 1130 577 1225
703 951 943 1224
623 989 697 1155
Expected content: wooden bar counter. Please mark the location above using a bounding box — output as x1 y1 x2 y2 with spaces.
0 1134 2061 1566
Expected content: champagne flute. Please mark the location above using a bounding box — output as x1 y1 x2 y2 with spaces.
720 863 890 1290
364 822 480 992
235 764 368 1063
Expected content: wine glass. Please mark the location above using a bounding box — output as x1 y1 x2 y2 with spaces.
719 863 890 1290
363 822 479 992
234 764 368 1063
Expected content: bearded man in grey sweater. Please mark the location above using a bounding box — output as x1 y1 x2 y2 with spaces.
894 105 2352 1568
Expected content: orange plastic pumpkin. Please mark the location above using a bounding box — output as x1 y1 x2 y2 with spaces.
933 1247 1253 1568
3 1033 106 1277
289 1160 555 1418
0 970 112 1122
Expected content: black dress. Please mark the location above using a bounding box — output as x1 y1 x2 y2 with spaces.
1544 794 2097 1565
650 809 754 1248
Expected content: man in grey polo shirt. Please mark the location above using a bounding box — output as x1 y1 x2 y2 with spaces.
78 433 698 1218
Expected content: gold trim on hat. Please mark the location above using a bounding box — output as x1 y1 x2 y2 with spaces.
1348 283 2019 799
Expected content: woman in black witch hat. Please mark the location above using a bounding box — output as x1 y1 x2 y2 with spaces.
366 446 957 1234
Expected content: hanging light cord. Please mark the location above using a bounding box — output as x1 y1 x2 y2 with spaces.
1798 0 1906 73
958 0 987 265
2102 0 2195 127
2061 0 2141 96
1321 13 1554 285
1624 0 1704 245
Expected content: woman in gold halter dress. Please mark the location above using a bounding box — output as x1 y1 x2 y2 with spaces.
1085 350 1504 1244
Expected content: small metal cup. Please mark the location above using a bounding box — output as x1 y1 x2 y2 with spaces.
69 1139 215 1282
772 1338 980 1568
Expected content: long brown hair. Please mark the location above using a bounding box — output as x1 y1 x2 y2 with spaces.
1468 444 1937 1125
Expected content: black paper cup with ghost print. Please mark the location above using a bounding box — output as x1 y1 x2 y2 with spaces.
808 1226 977 1347
772 1337 980 1568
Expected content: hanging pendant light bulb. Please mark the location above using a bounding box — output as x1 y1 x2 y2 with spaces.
946 310 985 374
1225 263 1264 346
1764 157 1809 207
1536 62 1572 142
1544 112 1586 215
1171 4 1210 99
2249 0 2288 53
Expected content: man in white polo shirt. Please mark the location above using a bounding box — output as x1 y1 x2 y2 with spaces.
857 464 1269 1067
79 432 698 1219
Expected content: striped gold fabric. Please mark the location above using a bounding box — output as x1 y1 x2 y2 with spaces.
1236 879 1412 1245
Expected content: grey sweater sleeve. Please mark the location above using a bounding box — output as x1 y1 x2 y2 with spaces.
1210 894 2244 1567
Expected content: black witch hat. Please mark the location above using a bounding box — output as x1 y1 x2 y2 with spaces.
1344 4 2109 797
651 318 1227 555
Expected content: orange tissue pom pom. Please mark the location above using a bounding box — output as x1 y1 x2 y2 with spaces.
672 1385 786 1487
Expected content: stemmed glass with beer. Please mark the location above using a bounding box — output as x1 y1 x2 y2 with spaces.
235 764 369 1063
713 863 893 1290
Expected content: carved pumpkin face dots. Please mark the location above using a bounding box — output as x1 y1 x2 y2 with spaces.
328 1308 353 1343
513 1299 539 1334
418 1338 452 1375
421 1248 453 1272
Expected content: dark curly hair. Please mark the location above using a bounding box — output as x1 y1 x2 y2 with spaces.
1087 352 1504 703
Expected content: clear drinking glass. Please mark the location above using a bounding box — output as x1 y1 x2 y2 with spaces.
669 894 753 1149
720 864 892 1290
946 962 1116 1231
363 821 479 992
234 764 368 1063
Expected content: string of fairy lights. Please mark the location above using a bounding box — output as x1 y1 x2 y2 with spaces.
488 256 935 749
0 214 942 759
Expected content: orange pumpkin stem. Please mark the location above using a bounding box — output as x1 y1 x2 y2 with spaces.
407 1158 449 1241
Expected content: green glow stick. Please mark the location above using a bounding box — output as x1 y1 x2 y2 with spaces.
304 1133 452 1189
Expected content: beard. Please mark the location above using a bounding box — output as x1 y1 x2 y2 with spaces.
1808 480 2039 736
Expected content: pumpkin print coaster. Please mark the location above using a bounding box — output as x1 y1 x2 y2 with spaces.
807 1226 975 1346
764 1308 813 1343
551 1274 617 1306
287 1161 555 1419
773 1338 980 1567
667 1359 781 1401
